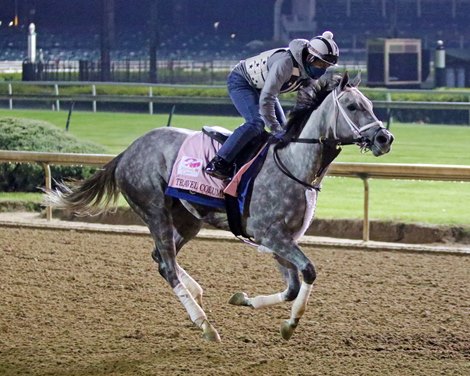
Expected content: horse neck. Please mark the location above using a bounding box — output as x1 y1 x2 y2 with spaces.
280 97 335 184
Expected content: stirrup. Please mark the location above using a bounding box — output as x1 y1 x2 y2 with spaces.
205 156 233 180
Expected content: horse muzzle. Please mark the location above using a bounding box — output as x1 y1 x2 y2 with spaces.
370 128 394 156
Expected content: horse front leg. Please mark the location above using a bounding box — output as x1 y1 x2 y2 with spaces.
275 243 316 341
280 280 313 340
260 238 316 341
229 255 301 309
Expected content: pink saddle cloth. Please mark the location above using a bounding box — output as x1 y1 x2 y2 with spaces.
166 128 265 208
167 130 225 198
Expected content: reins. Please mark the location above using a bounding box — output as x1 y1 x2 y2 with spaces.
272 85 382 190
273 136 361 190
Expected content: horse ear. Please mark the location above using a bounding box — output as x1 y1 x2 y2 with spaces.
340 71 349 90
350 71 362 87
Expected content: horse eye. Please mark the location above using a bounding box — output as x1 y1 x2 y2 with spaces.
347 104 357 111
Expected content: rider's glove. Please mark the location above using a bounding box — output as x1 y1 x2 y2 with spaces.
272 129 288 145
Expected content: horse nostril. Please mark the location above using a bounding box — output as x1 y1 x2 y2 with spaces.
376 135 388 144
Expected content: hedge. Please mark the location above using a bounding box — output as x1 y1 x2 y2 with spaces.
0 117 107 192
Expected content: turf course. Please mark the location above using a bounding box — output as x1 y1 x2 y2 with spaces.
1 109 469 226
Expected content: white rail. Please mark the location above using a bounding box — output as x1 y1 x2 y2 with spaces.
1 150 470 241
1 82 470 122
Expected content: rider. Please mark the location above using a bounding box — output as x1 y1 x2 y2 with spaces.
205 31 340 180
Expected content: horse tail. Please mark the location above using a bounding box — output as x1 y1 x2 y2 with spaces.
44 153 124 216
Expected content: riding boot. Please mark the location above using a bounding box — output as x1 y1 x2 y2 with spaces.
205 155 233 180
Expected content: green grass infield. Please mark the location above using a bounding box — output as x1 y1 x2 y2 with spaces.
1 109 469 226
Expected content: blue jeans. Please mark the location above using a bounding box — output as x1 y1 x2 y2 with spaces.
217 71 286 163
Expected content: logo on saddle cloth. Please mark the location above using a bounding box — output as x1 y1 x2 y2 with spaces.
177 157 203 177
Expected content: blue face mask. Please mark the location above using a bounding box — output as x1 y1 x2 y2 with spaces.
305 64 326 79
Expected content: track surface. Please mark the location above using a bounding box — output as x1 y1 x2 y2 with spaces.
1 227 469 375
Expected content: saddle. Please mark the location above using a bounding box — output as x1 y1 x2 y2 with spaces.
202 125 270 171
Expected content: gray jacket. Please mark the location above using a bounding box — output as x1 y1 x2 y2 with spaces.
233 39 312 132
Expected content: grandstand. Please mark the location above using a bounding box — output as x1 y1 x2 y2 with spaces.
0 24 251 62
281 0 470 51
1 0 469 70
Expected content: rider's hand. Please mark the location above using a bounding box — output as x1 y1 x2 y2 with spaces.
272 129 288 145
273 130 286 140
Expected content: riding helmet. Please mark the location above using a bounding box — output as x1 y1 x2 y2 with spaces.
307 31 339 66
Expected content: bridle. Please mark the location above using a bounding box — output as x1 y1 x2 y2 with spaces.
333 88 384 144
273 86 384 190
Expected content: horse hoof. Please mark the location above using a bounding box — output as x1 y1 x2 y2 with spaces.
228 292 249 306
280 320 297 341
201 322 221 343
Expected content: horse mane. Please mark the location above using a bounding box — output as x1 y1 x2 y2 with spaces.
283 74 342 141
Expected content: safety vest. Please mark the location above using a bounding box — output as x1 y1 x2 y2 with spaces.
244 48 303 93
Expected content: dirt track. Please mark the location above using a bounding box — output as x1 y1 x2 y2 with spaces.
1 226 469 376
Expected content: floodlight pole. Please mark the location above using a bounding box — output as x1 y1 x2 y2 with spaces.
100 0 115 82
273 0 284 41
27 23 37 63
149 0 159 83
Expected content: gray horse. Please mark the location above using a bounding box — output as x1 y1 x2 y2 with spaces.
45 73 394 342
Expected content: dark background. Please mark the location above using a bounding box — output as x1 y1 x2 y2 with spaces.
0 0 275 41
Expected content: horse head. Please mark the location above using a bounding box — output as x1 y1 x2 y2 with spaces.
328 72 394 156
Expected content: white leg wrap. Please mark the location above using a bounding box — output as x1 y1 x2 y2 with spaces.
289 282 313 321
249 292 285 309
177 266 203 300
173 283 206 327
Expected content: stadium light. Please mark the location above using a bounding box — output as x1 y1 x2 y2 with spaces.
14 0 19 26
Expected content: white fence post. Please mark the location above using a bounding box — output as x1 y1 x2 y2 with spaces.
54 84 60 111
149 86 153 115
361 175 370 242
42 162 52 221
92 84 97 112
386 92 393 127
468 95 470 126
8 83 13 110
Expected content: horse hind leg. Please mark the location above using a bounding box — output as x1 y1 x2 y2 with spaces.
152 202 219 342
120 166 219 342
173 233 204 308
176 265 203 308
172 202 205 307
151 234 220 342
125 193 204 306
